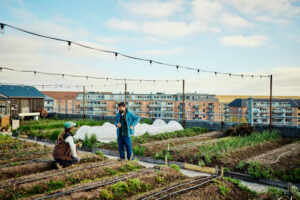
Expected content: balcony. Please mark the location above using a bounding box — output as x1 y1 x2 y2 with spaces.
166 104 174 108
149 104 162 108
193 104 199 109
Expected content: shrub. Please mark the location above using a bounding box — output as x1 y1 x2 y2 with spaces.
236 161 246 170
82 134 98 148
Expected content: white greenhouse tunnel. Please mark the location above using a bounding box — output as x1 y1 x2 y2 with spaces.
74 119 184 143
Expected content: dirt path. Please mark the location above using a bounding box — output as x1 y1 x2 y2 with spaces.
245 141 300 165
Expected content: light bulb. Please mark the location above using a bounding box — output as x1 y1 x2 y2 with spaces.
0 24 4 35
115 53 118 60
68 41 71 50
149 60 152 67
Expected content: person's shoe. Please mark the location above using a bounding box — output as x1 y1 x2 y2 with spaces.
54 162 62 170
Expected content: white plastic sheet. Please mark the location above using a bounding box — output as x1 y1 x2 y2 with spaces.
74 119 184 143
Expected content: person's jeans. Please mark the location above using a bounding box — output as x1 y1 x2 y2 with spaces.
55 157 79 167
117 136 133 160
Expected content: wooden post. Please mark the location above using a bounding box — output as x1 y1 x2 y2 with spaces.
269 75 273 130
182 79 185 128
83 86 85 120
221 167 224 177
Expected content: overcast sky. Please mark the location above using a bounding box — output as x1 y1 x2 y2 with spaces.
0 0 300 96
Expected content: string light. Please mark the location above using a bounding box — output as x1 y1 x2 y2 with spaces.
34 71 37 76
86 76 88 80
0 67 2 72
241 74 244 79
197 69 200 75
0 23 4 34
229 73 232 78
62 74 65 78
115 52 118 60
149 60 152 67
251 75 254 79
215 72 217 77
0 22 271 79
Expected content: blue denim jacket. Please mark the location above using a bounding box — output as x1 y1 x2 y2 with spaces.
115 110 140 137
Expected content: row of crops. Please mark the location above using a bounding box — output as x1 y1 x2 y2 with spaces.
1 133 297 199
15 120 300 184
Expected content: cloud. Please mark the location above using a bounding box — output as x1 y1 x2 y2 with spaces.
137 47 184 56
255 16 289 25
106 18 139 31
220 35 270 47
224 0 300 17
119 0 183 19
191 0 222 20
221 14 254 29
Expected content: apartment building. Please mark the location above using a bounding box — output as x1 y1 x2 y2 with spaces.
42 91 81 114
44 96 54 113
228 98 299 125
76 92 220 121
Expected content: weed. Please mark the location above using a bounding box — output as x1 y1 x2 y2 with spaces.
110 181 129 198
99 189 113 200
95 150 104 157
47 180 65 192
218 183 231 196
133 145 145 156
236 161 246 170
247 162 272 179
170 164 181 173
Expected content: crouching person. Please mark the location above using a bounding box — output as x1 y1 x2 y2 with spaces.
53 121 80 169
116 102 140 161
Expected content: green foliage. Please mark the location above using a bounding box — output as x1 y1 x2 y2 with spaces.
140 118 153 125
99 189 113 200
27 185 43 194
170 164 181 173
154 149 173 160
198 131 279 166
278 168 300 183
110 181 129 198
47 180 65 192
155 175 165 183
218 183 231 196
118 163 140 173
223 177 256 194
127 178 150 192
236 161 246 170
82 133 98 148
95 150 104 157
49 130 61 141
247 162 272 179
133 145 145 156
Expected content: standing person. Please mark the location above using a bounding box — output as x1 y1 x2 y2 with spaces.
115 102 140 160
53 121 81 169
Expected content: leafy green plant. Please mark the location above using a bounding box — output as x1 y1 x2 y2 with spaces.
133 145 145 156
110 181 129 198
95 150 104 157
218 183 231 196
99 189 113 200
82 134 98 148
154 149 173 160
140 118 153 125
236 161 246 170
47 180 65 192
170 164 181 173
247 162 272 179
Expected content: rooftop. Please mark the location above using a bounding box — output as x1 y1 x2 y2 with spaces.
0 85 45 98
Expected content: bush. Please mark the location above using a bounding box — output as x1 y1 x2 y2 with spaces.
49 130 61 141
225 124 256 136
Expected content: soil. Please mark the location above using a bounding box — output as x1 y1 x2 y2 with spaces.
60 167 184 200
217 138 295 169
142 131 223 157
169 179 256 200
